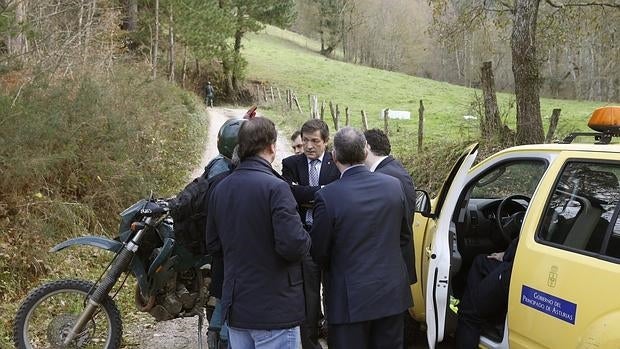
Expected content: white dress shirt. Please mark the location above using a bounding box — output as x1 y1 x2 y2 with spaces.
369 156 389 172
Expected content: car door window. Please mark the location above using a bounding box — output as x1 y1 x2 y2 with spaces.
538 161 620 262
471 161 547 199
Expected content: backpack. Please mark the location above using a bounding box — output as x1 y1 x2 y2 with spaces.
169 156 233 254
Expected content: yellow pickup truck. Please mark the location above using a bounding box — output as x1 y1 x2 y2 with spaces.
410 106 620 348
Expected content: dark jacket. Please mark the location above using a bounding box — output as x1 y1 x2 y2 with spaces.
375 155 417 284
281 152 340 219
310 165 413 324
206 157 311 330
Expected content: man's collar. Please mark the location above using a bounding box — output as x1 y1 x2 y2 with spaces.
369 155 389 172
340 164 366 178
307 152 325 164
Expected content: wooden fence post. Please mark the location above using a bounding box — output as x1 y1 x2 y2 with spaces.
336 104 341 130
320 101 325 120
270 86 275 102
313 96 319 119
545 108 561 143
361 110 368 131
293 93 303 113
418 100 425 152
287 89 292 110
262 85 268 102
345 107 350 126
276 87 282 101
255 85 260 103
329 101 338 130
308 94 313 118
383 108 390 136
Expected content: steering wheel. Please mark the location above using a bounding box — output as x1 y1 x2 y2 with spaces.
496 194 531 243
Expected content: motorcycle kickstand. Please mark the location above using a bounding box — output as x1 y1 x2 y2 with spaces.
198 309 205 349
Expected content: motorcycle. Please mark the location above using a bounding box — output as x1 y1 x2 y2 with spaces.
13 195 213 349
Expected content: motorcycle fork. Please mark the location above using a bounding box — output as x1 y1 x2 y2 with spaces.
63 222 149 345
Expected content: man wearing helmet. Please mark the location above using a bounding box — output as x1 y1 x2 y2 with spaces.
204 117 245 349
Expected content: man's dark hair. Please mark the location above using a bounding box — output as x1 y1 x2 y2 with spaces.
301 119 329 141
333 127 366 165
290 130 301 142
364 128 391 156
238 117 277 160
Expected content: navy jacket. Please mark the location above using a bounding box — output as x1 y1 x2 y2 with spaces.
281 152 340 218
206 157 311 330
310 165 413 324
375 155 417 284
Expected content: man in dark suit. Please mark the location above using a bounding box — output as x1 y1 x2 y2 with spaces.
207 117 311 348
364 128 417 285
364 128 417 347
282 119 340 349
456 238 518 349
310 127 414 349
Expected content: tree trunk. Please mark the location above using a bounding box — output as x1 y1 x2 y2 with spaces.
8 0 28 57
181 45 187 88
511 0 544 145
121 0 138 31
231 28 243 92
480 61 502 140
152 0 159 80
168 4 174 82
545 108 561 143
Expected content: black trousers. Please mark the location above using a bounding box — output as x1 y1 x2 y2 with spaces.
328 313 404 349
301 253 322 349
455 254 511 349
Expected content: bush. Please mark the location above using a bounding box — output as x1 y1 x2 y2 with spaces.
0 67 208 344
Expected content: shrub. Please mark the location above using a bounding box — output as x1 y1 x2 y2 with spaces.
0 66 208 343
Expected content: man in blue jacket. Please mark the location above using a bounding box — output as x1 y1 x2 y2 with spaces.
206 117 311 348
310 127 413 348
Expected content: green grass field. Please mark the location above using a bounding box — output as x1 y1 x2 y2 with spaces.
243 25 611 151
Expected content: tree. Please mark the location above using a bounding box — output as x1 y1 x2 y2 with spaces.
313 0 357 57
222 0 296 92
1 0 28 58
121 0 138 31
428 0 620 145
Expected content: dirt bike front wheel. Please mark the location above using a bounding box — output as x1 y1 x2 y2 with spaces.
13 279 122 349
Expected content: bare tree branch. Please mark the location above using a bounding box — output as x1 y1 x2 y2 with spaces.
545 0 620 8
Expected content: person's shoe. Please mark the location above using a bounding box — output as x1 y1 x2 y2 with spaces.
206 330 220 349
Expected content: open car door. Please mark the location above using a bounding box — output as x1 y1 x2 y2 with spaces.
426 143 478 348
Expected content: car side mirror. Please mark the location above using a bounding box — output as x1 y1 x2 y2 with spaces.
415 190 432 217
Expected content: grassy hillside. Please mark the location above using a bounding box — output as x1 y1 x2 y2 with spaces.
243 26 610 147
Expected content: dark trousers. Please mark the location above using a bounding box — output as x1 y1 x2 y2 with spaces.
328 313 404 349
455 255 511 349
301 253 322 349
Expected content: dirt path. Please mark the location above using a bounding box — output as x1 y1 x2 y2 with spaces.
191 107 291 179
124 106 295 348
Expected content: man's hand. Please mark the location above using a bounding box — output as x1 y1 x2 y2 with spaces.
487 252 505 262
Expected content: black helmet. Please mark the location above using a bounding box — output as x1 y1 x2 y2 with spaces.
217 118 245 159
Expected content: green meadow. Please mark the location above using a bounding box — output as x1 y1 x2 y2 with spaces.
243 25 610 151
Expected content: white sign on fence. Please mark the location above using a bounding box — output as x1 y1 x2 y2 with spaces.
380 109 411 120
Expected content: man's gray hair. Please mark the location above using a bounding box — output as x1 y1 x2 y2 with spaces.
333 127 367 165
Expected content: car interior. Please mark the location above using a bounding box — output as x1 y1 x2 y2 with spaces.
444 159 549 340
442 160 620 342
